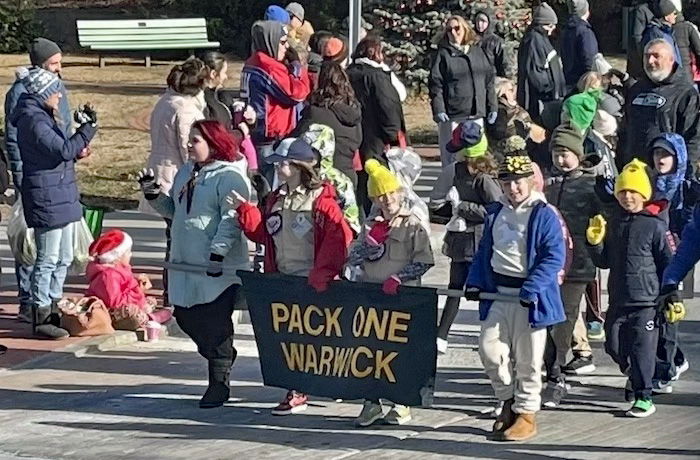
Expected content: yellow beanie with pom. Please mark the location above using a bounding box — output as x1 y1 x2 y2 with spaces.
614 158 652 201
365 159 401 198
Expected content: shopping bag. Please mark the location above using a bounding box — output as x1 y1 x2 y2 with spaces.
7 198 36 266
59 297 115 337
71 218 94 274
82 205 105 239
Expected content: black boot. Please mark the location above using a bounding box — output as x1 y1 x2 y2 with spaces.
34 305 69 340
199 359 231 408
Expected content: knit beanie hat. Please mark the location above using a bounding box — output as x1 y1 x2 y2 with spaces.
498 155 535 181
569 0 589 17
563 90 599 132
286 2 305 21
366 158 402 198
614 159 653 201
16 67 62 100
550 124 585 159
503 135 528 155
532 2 558 26
265 5 291 24
446 121 484 153
29 37 62 67
463 134 489 158
658 0 678 17
323 37 348 62
593 109 619 137
89 229 133 264
670 0 683 12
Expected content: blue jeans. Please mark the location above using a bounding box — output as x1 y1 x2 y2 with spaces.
31 223 74 309
15 262 33 309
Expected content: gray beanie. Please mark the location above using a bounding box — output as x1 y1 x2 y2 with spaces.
533 2 558 26
29 38 62 67
658 0 678 17
570 0 589 17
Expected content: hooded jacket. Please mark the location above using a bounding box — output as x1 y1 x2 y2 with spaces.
673 14 700 81
85 262 147 310
11 93 95 229
429 38 497 120
587 201 674 307
621 65 700 176
663 202 700 286
473 9 509 77
560 15 599 87
650 132 691 234
466 192 567 328
642 18 683 67
517 25 566 120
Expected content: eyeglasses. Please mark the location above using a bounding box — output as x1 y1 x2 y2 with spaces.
280 39 288 46
449 26 462 32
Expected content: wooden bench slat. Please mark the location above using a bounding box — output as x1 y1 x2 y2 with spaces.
89 41 220 50
76 18 207 29
78 28 206 37
80 34 209 43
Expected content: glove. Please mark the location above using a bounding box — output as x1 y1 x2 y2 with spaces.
464 287 480 301
487 111 498 125
664 297 686 324
367 220 391 246
137 168 161 200
434 112 450 123
251 173 271 205
309 277 329 293
520 299 533 309
74 104 97 126
608 68 629 82
586 214 607 245
206 254 224 277
383 275 401 295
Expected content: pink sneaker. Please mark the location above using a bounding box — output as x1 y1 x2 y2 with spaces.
271 390 308 415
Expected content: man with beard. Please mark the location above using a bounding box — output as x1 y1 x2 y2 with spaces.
621 39 700 178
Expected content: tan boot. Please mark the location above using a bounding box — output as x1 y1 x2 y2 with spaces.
492 398 516 437
503 412 537 442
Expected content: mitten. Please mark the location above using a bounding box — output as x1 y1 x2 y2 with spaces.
383 275 401 295
137 168 161 200
586 214 607 245
367 220 391 246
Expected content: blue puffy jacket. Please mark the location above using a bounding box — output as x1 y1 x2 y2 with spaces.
664 203 700 287
466 195 567 329
650 132 691 234
10 93 95 229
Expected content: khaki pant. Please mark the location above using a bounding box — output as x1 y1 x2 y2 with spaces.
546 282 589 380
572 313 592 357
479 286 547 414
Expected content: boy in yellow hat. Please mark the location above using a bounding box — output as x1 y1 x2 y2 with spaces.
586 159 677 418
346 159 434 427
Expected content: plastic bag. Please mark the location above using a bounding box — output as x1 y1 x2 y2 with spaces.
7 198 36 266
71 218 94 274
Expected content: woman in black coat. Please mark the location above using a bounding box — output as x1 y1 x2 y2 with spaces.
429 15 497 167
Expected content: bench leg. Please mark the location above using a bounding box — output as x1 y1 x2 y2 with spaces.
145 54 151 68
99 55 105 68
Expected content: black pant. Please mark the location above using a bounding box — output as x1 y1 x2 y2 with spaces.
605 306 658 399
655 319 685 382
437 261 471 340
356 170 372 218
174 284 239 365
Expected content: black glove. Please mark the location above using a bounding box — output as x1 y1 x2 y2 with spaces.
520 299 533 309
206 253 224 278
251 173 271 206
137 168 161 200
608 68 628 82
285 46 300 64
464 287 480 302
74 104 98 126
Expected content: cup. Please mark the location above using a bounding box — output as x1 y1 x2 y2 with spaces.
145 321 162 342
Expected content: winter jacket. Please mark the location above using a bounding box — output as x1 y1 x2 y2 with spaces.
240 51 311 145
149 160 252 308
517 26 566 121
203 87 233 127
651 133 691 234
429 40 497 120
293 102 362 177
545 167 602 282
621 66 700 176
347 59 406 162
4 72 72 185
663 202 700 286
587 202 674 307
466 194 567 328
560 15 599 87
237 182 354 288
641 19 683 67
627 2 656 79
85 262 147 310
673 16 700 81
474 9 509 77
10 93 95 229
584 130 619 179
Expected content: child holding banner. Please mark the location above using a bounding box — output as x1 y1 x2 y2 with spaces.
466 154 567 441
346 159 434 427
228 137 354 416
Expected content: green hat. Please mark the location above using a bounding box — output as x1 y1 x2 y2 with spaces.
550 123 585 159
462 133 488 158
563 90 599 132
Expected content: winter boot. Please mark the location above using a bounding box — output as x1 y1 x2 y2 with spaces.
34 305 69 340
200 359 231 408
492 398 516 438
503 412 537 442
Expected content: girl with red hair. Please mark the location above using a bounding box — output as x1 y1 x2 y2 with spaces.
138 119 252 409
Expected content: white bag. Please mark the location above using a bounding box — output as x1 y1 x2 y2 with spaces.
7 198 36 266
70 218 94 274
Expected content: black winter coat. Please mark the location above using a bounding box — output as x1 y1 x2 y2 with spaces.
293 102 362 177
621 66 700 175
429 40 497 120
587 204 673 307
517 26 566 121
673 17 700 82
474 9 509 77
560 15 599 87
203 87 233 128
347 60 406 162
627 2 656 79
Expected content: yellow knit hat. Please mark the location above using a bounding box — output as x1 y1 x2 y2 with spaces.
365 159 401 198
614 159 652 201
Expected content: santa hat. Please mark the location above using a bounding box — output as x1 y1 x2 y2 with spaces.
89 229 133 263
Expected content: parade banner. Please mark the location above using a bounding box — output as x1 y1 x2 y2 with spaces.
238 271 438 406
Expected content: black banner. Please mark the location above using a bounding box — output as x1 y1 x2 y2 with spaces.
238 271 438 406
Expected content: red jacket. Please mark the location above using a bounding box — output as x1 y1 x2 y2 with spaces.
238 182 353 287
85 261 147 310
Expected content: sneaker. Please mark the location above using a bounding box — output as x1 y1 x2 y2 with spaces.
624 379 634 402
562 355 596 375
672 360 690 381
542 381 570 408
384 404 412 425
436 338 448 355
271 391 308 415
587 321 605 341
354 400 383 427
652 379 673 394
626 398 656 418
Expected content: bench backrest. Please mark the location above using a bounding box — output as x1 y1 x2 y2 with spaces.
77 18 211 46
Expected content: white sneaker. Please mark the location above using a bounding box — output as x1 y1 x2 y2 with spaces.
652 380 673 394
436 338 448 355
672 360 690 381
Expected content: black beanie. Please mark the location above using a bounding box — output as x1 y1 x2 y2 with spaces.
29 38 62 67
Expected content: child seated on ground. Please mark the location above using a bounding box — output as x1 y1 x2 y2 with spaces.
86 229 172 330
586 159 674 418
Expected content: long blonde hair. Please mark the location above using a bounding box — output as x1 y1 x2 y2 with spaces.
436 15 477 46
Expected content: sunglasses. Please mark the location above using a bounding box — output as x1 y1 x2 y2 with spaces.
449 26 462 32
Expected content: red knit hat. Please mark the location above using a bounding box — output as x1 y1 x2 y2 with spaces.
192 120 242 163
322 37 348 62
89 229 133 263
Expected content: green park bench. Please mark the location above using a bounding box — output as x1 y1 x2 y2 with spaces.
76 18 220 68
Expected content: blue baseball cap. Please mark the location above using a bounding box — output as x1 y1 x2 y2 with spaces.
266 138 318 164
